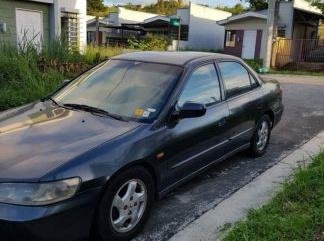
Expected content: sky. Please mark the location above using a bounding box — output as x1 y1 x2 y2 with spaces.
104 0 247 7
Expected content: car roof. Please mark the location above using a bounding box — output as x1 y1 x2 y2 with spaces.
111 51 241 67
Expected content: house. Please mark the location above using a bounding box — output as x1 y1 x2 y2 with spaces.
218 0 323 60
0 0 87 51
87 7 159 45
87 3 232 51
168 3 232 50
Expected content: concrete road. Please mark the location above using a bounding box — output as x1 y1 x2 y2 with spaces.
134 75 324 241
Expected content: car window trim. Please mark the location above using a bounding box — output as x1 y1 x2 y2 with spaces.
216 59 261 100
176 61 224 110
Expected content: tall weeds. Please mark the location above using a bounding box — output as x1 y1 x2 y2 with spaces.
0 38 129 111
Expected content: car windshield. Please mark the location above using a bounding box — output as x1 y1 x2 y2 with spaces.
53 60 183 122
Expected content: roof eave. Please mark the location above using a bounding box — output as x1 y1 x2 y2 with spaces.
218 14 267 25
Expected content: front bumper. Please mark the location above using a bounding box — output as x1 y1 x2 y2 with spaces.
0 188 102 241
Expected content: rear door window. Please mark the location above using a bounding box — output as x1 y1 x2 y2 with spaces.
218 61 252 98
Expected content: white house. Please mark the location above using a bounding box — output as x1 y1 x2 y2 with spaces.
218 0 323 60
0 0 87 51
87 3 232 51
171 3 232 50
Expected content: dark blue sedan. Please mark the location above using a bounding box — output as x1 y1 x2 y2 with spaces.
0 52 283 241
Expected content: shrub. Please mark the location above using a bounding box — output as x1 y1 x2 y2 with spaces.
245 59 263 72
127 34 170 51
0 41 67 111
84 45 125 64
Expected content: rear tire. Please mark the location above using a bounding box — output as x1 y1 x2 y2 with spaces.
93 167 154 241
250 115 271 157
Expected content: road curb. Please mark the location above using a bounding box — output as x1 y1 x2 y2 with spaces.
167 131 324 241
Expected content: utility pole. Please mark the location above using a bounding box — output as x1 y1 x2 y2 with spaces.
170 17 181 51
95 16 100 46
177 18 181 51
263 0 276 70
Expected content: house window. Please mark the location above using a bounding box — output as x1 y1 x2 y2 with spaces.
87 31 95 44
61 12 79 49
225 30 236 47
277 28 286 38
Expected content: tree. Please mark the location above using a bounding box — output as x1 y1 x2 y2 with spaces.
216 3 246 15
87 0 117 16
247 0 268 11
87 0 105 14
307 0 324 13
124 0 186 15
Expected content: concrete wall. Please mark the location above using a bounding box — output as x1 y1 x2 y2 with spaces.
0 0 86 50
224 18 268 59
186 3 232 50
0 0 50 45
173 8 190 25
51 0 87 51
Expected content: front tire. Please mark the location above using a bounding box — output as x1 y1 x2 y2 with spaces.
93 167 154 241
250 115 271 157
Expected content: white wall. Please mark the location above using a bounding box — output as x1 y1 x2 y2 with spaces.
117 7 158 25
51 0 87 51
186 3 232 50
173 8 190 25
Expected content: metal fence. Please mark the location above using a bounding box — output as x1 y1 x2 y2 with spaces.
272 38 324 71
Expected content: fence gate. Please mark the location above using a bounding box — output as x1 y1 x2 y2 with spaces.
272 38 324 71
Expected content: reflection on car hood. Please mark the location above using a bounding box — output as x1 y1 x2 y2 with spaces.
0 101 140 181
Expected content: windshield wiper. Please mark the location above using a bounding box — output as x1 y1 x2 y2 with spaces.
63 103 128 122
40 96 61 106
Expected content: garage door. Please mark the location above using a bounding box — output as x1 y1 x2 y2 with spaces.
16 9 43 49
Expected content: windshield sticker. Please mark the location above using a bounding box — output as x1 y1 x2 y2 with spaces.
134 108 144 117
147 108 156 113
142 111 151 118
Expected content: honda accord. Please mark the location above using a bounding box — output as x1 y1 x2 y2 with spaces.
0 52 283 241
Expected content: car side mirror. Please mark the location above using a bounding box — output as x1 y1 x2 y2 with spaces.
177 102 206 119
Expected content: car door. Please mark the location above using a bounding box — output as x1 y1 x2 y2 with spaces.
162 62 230 187
217 61 258 149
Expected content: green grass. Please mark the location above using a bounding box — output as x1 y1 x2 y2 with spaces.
223 152 324 241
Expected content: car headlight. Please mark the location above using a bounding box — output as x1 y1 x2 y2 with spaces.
0 177 81 206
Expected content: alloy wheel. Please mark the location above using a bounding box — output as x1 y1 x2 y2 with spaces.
110 179 147 233
256 120 269 152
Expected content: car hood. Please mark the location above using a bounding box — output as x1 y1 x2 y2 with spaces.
0 101 140 181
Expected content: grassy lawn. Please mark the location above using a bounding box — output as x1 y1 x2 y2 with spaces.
223 152 324 241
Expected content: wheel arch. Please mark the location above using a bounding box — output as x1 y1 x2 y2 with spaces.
101 159 160 201
263 110 275 128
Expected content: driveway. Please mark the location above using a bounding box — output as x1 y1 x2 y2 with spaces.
134 75 324 241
